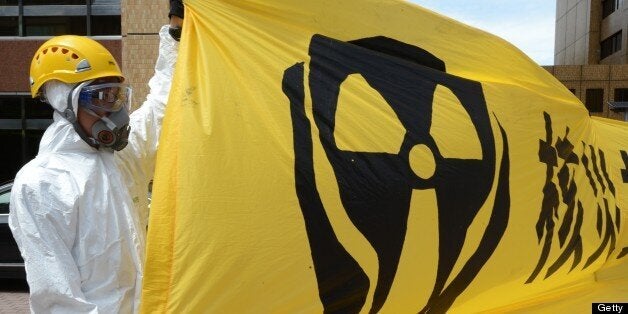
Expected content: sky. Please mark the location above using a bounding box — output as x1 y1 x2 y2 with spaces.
410 0 556 65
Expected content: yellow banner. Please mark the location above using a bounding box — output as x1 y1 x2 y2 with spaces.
141 1 628 312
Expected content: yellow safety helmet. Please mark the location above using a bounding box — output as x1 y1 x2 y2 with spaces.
29 35 125 98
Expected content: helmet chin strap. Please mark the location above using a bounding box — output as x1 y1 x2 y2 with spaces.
61 81 100 149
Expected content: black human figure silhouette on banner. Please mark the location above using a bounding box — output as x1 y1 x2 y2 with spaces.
283 35 511 313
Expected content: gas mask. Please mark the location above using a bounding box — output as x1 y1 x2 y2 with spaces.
87 105 131 151
78 82 132 151
64 80 132 151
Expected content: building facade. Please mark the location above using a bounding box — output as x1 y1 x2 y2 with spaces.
550 0 628 120
0 0 166 183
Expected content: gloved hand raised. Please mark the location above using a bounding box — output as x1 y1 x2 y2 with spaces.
169 0 184 19
169 0 184 41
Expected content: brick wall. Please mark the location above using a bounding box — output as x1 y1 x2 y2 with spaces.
121 0 169 110
543 64 628 120
0 40 121 93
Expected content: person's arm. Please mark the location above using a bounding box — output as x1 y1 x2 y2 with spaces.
115 24 179 184
8 170 97 313
169 0 184 41
111 4 182 231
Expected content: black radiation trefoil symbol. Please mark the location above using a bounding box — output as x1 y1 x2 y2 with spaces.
282 35 511 313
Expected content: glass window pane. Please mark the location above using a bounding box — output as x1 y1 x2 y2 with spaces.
0 97 21 119
24 16 86 36
91 15 120 35
0 16 18 36
601 31 622 59
585 89 604 113
92 0 120 4
0 0 18 6
25 129 44 161
0 130 22 183
602 0 616 19
23 0 85 4
0 187 10 214
25 97 52 119
614 88 628 102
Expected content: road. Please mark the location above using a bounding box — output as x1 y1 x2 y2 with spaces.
0 279 29 314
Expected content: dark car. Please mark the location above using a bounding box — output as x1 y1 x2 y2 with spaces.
0 181 26 279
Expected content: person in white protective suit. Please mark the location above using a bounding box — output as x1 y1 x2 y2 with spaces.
8 9 183 313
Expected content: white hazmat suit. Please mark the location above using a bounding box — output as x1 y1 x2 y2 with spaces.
9 25 177 313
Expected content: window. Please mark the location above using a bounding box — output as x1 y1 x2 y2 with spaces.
614 88 628 102
24 16 87 36
23 0 85 4
0 183 11 214
0 16 18 36
91 15 120 36
602 0 620 18
0 96 21 119
601 31 622 59
585 89 604 113
0 1 120 36
0 129 23 182
25 97 51 119
0 95 52 182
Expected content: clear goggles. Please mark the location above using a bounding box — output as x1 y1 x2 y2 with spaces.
78 82 132 113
